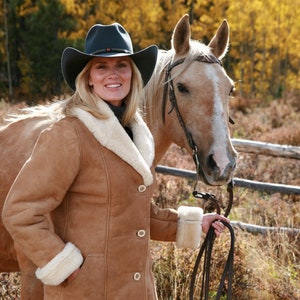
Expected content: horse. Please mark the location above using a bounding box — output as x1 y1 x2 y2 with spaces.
0 14 237 299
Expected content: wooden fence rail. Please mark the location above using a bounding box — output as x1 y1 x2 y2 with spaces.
232 138 300 160
230 221 300 237
156 139 300 194
155 165 300 235
155 139 300 235
155 165 300 195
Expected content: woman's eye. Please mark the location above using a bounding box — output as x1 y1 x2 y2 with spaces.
117 62 130 69
96 64 106 69
177 83 189 93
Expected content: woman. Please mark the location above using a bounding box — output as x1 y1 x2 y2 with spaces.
2 22 229 299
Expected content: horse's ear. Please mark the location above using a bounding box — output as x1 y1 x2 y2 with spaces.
208 19 230 60
171 14 191 56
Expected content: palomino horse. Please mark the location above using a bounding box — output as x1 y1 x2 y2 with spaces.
0 14 236 299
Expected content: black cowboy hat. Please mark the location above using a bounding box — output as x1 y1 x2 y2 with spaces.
61 23 158 90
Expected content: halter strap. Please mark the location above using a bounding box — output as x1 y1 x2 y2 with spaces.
167 54 222 75
162 54 222 172
162 54 222 124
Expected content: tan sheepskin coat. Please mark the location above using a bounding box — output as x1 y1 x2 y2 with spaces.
2 100 203 300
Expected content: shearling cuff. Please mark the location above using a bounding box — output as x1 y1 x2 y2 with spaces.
176 206 203 249
35 242 83 286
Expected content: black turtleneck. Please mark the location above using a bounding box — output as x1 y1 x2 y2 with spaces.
106 102 133 140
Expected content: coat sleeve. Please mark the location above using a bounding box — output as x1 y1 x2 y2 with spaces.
2 119 83 285
150 202 203 249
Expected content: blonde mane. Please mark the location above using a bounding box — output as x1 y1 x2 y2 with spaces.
4 99 67 125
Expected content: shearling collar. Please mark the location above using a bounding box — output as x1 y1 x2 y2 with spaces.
71 101 154 186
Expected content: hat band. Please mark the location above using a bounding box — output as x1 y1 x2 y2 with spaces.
91 48 132 55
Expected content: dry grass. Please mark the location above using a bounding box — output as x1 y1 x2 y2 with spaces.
0 273 20 300
0 95 300 299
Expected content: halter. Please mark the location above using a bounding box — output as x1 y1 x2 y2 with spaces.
162 54 223 186
162 54 235 300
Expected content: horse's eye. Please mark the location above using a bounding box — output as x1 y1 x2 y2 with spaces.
177 83 189 94
229 116 235 125
229 86 236 97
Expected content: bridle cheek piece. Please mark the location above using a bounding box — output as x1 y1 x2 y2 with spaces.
162 54 223 183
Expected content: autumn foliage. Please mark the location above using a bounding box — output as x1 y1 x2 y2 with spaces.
1 0 300 102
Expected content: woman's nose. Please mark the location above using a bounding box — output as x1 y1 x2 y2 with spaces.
108 69 118 78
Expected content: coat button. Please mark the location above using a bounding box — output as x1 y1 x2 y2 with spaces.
138 185 146 192
137 229 146 238
133 272 141 281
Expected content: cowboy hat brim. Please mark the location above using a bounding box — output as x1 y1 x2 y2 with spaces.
61 45 158 91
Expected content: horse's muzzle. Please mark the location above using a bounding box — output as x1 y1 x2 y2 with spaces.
202 150 237 186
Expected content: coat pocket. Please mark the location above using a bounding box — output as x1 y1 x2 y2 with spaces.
45 253 105 300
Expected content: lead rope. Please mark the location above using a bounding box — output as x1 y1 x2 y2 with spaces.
189 166 235 300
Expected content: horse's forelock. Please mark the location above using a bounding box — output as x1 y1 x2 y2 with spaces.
143 40 213 122
178 40 212 72
146 41 209 91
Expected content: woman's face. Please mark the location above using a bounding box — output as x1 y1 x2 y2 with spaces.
89 56 132 106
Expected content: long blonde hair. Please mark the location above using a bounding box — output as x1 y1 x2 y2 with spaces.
64 57 143 126
4 57 143 126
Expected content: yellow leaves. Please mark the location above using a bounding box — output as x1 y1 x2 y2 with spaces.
60 0 76 13
223 0 300 98
54 0 300 98
3 0 300 99
18 0 39 17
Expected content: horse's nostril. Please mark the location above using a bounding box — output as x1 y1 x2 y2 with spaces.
207 154 218 170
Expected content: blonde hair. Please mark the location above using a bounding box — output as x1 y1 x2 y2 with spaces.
64 57 143 126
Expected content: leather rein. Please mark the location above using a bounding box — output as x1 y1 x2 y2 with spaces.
162 55 235 299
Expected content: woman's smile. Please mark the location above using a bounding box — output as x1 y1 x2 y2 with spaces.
106 83 121 88
89 57 132 106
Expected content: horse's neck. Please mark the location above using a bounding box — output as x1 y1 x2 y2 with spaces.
143 51 175 165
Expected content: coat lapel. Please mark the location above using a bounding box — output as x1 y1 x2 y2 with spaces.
71 102 154 186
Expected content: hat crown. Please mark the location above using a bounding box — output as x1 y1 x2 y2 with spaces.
85 23 134 55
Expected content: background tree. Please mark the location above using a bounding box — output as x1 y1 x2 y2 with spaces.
1 0 76 103
2 0 13 101
17 0 76 103
226 0 300 98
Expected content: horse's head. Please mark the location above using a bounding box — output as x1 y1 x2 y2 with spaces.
148 14 237 186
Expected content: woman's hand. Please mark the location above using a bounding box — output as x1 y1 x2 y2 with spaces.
67 268 80 284
202 213 230 236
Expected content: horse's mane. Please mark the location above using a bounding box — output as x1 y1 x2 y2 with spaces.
3 100 67 125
